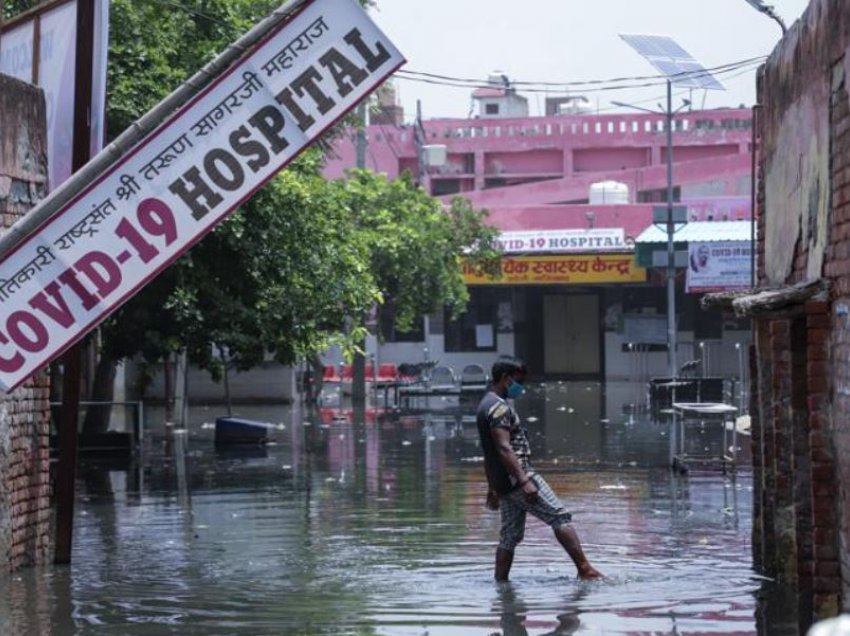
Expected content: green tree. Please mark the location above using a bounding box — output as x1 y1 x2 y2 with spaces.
337 170 499 335
6 0 498 424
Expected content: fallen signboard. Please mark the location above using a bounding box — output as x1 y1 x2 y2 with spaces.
0 0 404 392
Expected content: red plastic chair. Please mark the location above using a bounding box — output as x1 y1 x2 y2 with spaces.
323 365 341 383
376 363 398 385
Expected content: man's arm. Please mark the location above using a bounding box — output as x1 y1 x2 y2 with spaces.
482 460 500 511
491 426 538 502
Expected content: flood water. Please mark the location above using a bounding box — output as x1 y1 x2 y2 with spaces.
1 381 781 635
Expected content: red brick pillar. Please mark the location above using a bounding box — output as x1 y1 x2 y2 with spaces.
827 53 850 618
809 300 842 619
749 338 764 569
0 74 52 570
792 315 814 631
753 318 776 576
770 319 797 588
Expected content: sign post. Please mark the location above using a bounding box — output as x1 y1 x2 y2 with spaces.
53 0 95 566
0 0 405 393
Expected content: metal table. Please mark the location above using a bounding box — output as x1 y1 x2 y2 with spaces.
670 402 739 473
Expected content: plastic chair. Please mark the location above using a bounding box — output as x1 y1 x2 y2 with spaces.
323 365 341 383
460 363 488 391
376 363 398 386
430 365 457 390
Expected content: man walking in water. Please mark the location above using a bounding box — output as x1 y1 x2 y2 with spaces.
477 356 603 581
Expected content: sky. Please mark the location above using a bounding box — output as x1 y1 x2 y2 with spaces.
368 0 812 122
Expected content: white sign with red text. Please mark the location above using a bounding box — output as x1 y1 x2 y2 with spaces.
0 0 404 391
496 228 631 254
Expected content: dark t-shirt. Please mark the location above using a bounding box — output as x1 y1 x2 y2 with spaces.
476 391 532 495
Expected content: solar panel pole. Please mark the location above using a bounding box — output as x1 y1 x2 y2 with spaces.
665 79 677 383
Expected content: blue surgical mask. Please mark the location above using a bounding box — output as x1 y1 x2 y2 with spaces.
507 378 526 400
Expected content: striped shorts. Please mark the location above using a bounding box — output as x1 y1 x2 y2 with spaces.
499 473 573 551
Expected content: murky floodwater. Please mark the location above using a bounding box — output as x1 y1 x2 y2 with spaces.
1 382 778 635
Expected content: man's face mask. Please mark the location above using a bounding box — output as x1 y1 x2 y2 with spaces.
507 377 526 400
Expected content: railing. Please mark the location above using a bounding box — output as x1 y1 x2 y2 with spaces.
381 110 752 146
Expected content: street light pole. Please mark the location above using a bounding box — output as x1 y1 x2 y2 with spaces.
665 79 677 381
613 85 682 381
743 0 787 34
351 101 368 405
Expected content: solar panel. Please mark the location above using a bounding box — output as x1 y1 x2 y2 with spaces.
620 34 725 91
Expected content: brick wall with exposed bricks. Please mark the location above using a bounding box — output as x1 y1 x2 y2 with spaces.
754 0 850 629
0 74 51 571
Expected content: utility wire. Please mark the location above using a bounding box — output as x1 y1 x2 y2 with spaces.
395 61 763 125
394 58 764 95
394 58 764 94
140 0 763 111
397 56 766 90
126 0 765 102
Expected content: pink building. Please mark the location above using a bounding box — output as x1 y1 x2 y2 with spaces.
324 107 752 205
324 88 754 390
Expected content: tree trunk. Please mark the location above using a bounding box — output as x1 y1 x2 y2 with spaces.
307 354 324 404
164 355 175 423
80 354 117 434
219 346 233 416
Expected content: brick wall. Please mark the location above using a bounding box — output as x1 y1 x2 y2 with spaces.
755 0 850 627
0 74 51 570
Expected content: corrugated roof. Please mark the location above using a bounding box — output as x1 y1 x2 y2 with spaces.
635 220 754 243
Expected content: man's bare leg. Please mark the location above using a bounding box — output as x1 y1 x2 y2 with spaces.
495 547 514 582
553 524 603 579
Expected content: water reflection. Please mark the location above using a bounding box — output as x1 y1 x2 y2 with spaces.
0 382 785 635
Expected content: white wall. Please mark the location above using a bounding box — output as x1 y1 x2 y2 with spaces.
604 329 752 382
144 362 297 403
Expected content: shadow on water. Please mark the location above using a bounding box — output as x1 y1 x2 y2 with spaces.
0 381 795 635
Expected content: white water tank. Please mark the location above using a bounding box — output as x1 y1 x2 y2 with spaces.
589 181 629 205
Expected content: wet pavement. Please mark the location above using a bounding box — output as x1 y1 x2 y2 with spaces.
0 381 783 635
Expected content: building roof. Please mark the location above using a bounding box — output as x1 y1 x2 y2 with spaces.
471 87 508 98
634 220 754 244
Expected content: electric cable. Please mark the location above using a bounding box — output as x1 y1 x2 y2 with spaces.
393 57 765 95
397 56 766 90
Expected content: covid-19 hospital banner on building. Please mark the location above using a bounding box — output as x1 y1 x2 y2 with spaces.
0 0 404 391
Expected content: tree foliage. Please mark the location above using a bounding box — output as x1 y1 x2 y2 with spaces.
5 0 499 390
339 170 499 333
